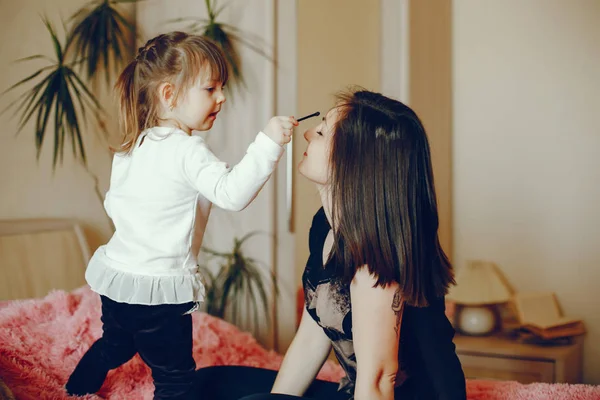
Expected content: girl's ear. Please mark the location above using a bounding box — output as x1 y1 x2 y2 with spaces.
158 82 175 111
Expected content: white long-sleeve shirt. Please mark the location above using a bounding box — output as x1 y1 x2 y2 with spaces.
85 126 284 305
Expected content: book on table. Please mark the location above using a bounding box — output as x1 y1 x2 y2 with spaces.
513 292 585 339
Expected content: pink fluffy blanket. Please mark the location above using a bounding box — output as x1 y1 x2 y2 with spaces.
0 287 598 400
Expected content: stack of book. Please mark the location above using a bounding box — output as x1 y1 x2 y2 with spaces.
513 292 585 340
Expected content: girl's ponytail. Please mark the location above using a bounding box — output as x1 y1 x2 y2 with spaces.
114 60 139 153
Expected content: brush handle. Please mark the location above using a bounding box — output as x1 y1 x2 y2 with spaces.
297 111 320 122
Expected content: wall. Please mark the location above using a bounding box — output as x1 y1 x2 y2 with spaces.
0 0 129 253
294 0 381 283
408 0 453 259
453 0 600 383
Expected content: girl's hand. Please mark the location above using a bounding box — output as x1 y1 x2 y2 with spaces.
263 116 299 146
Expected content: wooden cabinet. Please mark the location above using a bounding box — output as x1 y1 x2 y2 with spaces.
453 334 583 384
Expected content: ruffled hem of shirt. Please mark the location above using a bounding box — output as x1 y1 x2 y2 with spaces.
85 258 205 305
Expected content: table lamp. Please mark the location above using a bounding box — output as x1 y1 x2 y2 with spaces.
447 260 513 335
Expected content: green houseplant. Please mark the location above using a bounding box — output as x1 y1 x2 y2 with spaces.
68 0 137 84
2 0 136 169
1 17 105 168
172 0 272 91
199 232 277 336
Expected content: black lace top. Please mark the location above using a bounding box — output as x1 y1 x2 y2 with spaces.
302 208 467 400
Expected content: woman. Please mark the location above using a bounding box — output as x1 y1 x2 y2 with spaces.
195 89 466 400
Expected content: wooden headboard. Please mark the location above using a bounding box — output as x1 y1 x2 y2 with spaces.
0 219 90 301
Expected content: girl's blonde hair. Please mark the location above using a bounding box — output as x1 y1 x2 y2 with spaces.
114 31 228 153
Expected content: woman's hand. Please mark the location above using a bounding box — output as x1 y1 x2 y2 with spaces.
351 267 403 400
271 307 332 396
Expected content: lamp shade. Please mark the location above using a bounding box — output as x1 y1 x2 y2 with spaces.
447 260 513 305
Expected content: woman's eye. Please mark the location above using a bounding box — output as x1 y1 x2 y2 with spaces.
206 87 215 92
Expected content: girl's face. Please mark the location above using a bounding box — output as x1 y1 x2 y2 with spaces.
298 107 341 185
171 74 226 133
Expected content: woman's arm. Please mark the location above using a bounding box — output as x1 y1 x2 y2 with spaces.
271 307 332 396
351 267 402 400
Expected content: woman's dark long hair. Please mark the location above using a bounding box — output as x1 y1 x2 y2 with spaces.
329 89 454 307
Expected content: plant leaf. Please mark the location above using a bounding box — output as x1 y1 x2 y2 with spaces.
41 16 64 63
1 69 48 98
201 247 232 258
237 230 265 245
199 230 278 334
245 261 272 326
33 77 57 154
52 79 61 166
68 67 103 110
213 0 233 19
226 31 274 62
241 267 259 334
2 17 104 169
1 78 44 122
176 0 273 93
60 68 86 163
68 0 136 82
14 54 54 64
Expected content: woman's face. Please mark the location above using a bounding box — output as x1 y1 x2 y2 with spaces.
298 107 341 185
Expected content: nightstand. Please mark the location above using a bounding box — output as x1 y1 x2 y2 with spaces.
453 334 583 384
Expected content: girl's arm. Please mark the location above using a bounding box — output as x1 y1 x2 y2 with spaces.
271 307 332 396
180 132 284 211
351 267 402 400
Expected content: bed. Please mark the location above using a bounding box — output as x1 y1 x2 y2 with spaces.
1 220 599 399
2 286 600 400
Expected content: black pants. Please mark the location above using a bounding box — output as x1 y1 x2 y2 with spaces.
193 366 349 400
193 366 420 400
66 295 196 399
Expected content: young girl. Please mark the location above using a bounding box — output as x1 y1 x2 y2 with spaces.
65 31 297 399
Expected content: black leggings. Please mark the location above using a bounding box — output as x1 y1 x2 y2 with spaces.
66 296 196 399
193 366 349 400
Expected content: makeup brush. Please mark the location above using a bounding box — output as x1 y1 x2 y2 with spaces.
297 111 320 122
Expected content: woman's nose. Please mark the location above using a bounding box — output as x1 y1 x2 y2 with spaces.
303 129 311 142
